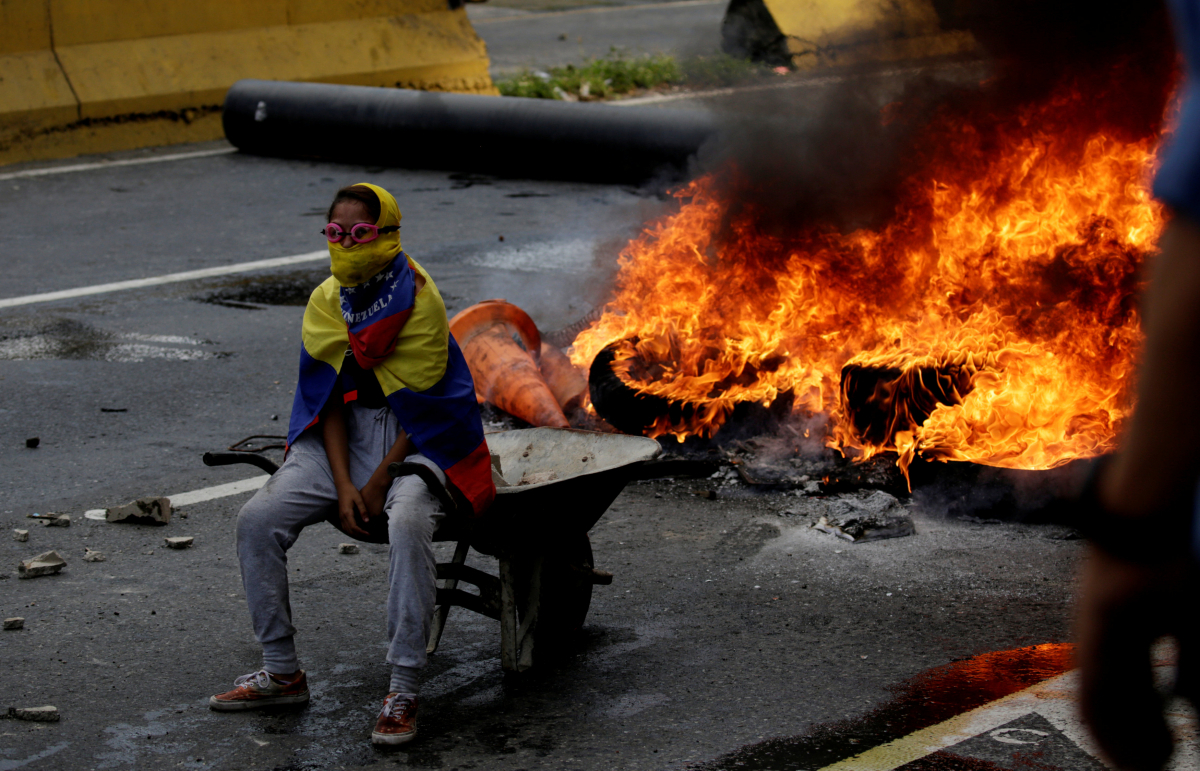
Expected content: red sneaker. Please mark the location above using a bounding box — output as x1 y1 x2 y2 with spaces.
372 693 418 745
209 670 309 711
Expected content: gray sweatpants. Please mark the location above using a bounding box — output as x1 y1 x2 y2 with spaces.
235 404 445 674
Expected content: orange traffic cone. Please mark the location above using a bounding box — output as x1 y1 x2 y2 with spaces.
539 341 588 413
449 300 570 428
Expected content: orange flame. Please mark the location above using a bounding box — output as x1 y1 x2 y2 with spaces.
570 77 1168 477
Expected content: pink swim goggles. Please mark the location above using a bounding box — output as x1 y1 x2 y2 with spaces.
321 222 400 243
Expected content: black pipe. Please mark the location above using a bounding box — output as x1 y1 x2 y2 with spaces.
222 79 718 183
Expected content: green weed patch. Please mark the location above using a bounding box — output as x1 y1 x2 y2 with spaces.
496 50 780 101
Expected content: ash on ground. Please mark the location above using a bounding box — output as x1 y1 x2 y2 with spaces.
801 489 915 543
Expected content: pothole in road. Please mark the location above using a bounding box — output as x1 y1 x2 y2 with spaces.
195 269 327 310
0 318 227 362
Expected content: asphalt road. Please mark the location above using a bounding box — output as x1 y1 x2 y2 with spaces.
0 142 1133 771
468 0 727 75
0 8 1174 768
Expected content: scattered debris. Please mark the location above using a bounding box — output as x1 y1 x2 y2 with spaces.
83 548 106 562
338 543 360 555
164 537 194 550
25 437 39 449
18 550 66 579
12 529 28 542
39 513 70 528
812 490 915 543
83 509 107 521
696 490 718 500
3 618 24 630
106 497 171 525
5 706 59 722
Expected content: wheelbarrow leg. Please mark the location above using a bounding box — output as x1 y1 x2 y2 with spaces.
428 539 470 655
499 553 544 673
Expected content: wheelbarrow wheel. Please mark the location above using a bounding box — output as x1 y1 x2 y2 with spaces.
517 533 594 646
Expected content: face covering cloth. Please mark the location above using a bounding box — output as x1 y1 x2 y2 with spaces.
328 182 404 287
287 184 495 516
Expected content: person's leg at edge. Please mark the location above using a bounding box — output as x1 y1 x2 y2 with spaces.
210 435 338 711
372 461 445 744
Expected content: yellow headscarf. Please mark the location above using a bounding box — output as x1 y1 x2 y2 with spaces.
328 182 403 287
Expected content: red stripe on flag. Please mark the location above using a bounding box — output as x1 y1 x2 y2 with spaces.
349 309 412 369
445 440 496 516
287 413 323 456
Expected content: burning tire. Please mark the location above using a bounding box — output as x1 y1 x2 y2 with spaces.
588 339 793 438
588 341 683 436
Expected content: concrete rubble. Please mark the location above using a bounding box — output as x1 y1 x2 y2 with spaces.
338 543 360 555
106 497 172 525
83 548 106 562
3 618 24 630
18 550 66 579
5 706 59 722
12 530 28 542
811 490 915 543
40 514 70 528
164 537 194 549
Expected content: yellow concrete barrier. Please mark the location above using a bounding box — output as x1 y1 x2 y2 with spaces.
0 0 496 166
722 0 978 71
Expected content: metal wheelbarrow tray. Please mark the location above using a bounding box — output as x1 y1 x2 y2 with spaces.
205 427 660 672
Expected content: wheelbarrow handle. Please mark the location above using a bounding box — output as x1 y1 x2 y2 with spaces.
388 462 463 518
202 451 281 476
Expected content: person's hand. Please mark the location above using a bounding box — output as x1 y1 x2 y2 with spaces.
1076 545 1196 771
335 480 370 539
360 475 390 520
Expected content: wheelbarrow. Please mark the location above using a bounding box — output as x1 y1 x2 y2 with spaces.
204 427 660 672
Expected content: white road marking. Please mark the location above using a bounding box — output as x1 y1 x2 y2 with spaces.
168 476 270 508
83 475 269 519
0 147 236 182
0 251 328 309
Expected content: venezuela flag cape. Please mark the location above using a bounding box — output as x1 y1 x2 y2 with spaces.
287 252 495 516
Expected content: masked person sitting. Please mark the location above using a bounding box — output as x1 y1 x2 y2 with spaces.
209 183 495 746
